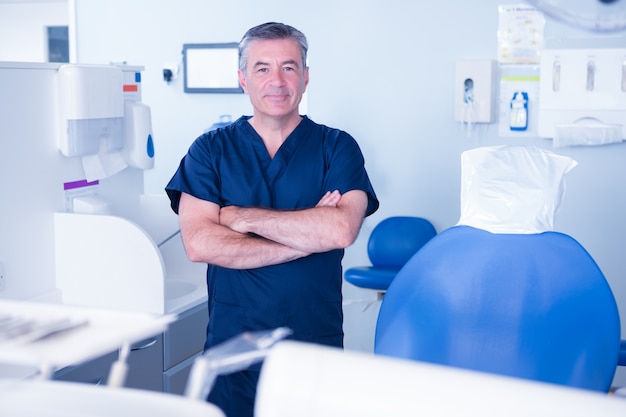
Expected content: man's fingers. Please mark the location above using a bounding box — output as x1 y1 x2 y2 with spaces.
316 190 341 207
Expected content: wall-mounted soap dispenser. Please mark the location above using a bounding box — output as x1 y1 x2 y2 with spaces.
120 68 155 170
122 101 155 170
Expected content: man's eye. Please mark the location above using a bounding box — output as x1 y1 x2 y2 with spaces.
283 66 295 72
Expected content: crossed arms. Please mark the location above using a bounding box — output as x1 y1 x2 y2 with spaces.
178 190 369 269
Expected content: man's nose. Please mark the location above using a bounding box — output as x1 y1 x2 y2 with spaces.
268 70 286 85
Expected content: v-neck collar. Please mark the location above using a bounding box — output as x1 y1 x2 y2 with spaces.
242 116 311 179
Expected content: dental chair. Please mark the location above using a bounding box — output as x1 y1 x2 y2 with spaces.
344 216 436 292
375 225 621 392
374 146 622 392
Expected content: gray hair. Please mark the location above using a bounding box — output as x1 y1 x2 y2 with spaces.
238 22 308 73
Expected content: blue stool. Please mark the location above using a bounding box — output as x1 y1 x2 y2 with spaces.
344 216 436 292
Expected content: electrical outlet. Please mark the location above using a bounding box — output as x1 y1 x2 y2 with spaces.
0 262 5 291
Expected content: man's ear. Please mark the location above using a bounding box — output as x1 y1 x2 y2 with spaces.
303 66 310 90
238 70 248 94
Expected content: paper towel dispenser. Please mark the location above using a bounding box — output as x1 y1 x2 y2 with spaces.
537 48 626 147
57 65 125 157
56 64 155 181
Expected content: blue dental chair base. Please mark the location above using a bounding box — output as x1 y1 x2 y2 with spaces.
375 225 621 392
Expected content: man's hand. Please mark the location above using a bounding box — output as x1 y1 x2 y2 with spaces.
316 190 342 207
219 205 244 233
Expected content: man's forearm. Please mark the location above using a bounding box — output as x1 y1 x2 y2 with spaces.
178 193 310 269
220 190 368 253
228 207 351 252
182 222 310 269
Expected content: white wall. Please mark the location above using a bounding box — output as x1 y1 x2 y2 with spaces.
2 0 625 385
0 1 68 62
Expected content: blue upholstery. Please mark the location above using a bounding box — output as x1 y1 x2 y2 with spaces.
620 340 626 367
375 225 621 392
344 217 436 291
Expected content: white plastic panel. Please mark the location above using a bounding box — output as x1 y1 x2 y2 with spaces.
256 341 626 417
54 212 166 314
538 48 626 141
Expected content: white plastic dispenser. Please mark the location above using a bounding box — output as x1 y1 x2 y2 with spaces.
122 100 155 170
538 48 626 147
57 65 124 157
454 60 498 124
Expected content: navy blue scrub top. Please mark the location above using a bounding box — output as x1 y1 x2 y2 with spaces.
166 115 379 351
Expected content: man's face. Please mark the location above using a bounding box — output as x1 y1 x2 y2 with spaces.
238 38 309 119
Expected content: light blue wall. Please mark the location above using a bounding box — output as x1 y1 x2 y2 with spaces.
72 0 626 385
0 2 68 62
